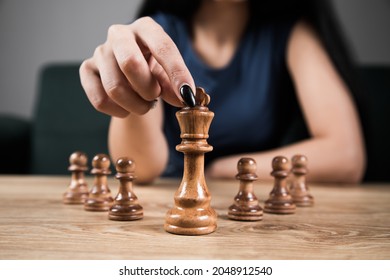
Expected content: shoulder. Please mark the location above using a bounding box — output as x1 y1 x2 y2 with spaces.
286 20 326 70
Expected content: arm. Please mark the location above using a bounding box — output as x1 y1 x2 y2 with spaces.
206 21 366 184
108 100 168 183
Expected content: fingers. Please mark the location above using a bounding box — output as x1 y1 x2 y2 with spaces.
93 45 155 115
79 59 129 118
149 56 181 107
107 24 161 102
131 17 196 104
80 17 195 119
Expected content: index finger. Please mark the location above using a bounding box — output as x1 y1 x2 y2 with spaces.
131 17 196 106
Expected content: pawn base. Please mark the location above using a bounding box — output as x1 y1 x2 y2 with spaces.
291 194 314 207
264 200 296 214
63 192 88 204
84 198 113 212
228 205 263 221
108 204 143 221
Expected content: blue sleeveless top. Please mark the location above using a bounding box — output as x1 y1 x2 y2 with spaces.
152 13 301 177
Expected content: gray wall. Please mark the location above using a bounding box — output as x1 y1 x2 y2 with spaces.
332 0 390 64
0 0 389 119
0 0 142 119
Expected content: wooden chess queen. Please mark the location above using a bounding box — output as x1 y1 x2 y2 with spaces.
164 88 217 235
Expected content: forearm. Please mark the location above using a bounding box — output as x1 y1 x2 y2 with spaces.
108 101 168 183
207 137 365 184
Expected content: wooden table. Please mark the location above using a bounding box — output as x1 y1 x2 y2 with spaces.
0 176 389 260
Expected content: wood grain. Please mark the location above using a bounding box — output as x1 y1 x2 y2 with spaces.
0 176 389 260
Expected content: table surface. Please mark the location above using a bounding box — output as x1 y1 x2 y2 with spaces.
0 176 389 260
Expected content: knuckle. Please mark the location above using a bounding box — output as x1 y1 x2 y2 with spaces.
134 16 156 28
93 44 105 58
104 80 126 99
79 59 96 91
120 54 144 74
156 40 173 58
168 68 186 84
80 58 94 73
91 94 109 113
79 60 89 76
107 24 122 38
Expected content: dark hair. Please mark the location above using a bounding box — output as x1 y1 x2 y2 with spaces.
136 0 365 127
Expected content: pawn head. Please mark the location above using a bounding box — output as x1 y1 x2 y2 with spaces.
116 157 136 174
292 154 307 168
69 151 88 167
237 157 257 175
272 156 290 171
92 153 111 170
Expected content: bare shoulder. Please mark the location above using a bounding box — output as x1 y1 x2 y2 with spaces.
289 20 319 42
286 20 325 68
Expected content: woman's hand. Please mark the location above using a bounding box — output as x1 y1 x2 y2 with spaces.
79 16 195 118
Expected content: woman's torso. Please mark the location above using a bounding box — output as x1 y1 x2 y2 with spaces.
152 12 301 177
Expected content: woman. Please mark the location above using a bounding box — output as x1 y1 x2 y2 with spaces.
79 0 366 183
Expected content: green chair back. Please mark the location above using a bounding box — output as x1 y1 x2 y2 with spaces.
31 63 111 174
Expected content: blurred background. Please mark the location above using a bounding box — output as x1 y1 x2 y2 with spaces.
0 0 142 119
0 0 389 179
0 0 389 119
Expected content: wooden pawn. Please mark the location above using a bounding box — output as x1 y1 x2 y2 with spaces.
108 157 143 221
290 154 314 206
84 154 113 211
228 158 263 221
264 156 296 214
63 151 89 204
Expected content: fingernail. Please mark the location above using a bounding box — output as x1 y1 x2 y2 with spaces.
180 84 196 107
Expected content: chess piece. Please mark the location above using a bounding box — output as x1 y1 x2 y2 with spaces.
264 156 296 214
108 157 143 221
84 154 114 211
290 154 314 206
63 151 89 204
165 87 217 235
228 158 263 221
